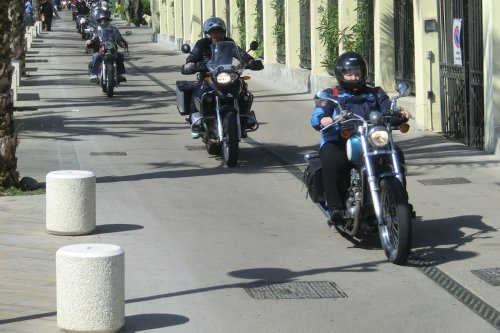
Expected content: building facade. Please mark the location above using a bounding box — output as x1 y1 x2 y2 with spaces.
151 0 500 154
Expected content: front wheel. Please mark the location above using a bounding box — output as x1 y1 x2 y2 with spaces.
378 177 411 265
206 141 222 155
222 111 239 167
106 66 114 97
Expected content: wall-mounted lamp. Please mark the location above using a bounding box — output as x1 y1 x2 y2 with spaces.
424 19 438 33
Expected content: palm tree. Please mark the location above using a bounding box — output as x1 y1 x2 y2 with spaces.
0 1 20 189
11 0 27 76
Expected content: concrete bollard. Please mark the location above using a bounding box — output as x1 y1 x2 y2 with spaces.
46 170 96 235
56 243 125 333
12 60 20 88
35 21 42 35
30 26 37 39
25 32 32 49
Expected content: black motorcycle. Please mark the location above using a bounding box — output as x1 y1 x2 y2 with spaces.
304 82 413 265
177 41 264 167
87 27 126 97
76 13 89 39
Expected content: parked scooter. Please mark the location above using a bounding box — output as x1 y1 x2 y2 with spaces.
303 82 413 265
176 41 264 167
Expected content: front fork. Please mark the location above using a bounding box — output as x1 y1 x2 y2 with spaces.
215 97 242 141
361 135 403 226
101 61 116 84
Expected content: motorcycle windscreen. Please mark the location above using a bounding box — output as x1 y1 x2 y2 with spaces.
207 41 244 73
99 26 119 44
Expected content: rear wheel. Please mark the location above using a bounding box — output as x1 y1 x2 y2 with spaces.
106 66 114 97
222 111 239 167
378 177 411 265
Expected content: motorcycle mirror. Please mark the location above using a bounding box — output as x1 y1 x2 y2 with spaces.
397 81 411 97
314 89 339 106
249 41 259 51
181 44 191 54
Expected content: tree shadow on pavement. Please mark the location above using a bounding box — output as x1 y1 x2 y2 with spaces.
124 259 387 306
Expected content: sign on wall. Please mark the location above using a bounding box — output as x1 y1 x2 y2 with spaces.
453 18 463 66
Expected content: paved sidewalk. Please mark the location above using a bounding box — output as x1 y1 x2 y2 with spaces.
2 10 500 332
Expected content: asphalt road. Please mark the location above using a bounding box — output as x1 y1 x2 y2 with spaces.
1 10 500 332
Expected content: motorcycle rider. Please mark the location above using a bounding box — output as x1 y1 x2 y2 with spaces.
184 17 258 137
310 51 411 224
73 0 89 22
86 9 128 82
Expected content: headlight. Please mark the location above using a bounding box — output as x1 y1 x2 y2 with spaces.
80 17 86 23
216 72 239 85
367 126 389 148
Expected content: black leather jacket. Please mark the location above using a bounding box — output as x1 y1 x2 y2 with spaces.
185 37 254 64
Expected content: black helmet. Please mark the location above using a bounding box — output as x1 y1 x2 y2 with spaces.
334 51 367 92
203 17 226 35
96 10 111 22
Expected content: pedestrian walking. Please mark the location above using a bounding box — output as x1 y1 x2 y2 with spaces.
133 0 141 27
52 0 61 19
123 0 131 25
41 0 54 31
24 0 34 26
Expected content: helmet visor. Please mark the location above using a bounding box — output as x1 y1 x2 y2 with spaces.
340 66 363 78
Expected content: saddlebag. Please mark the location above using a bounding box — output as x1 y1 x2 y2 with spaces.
176 81 194 116
303 157 324 203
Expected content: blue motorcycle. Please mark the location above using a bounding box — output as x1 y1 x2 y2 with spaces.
304 82 413 265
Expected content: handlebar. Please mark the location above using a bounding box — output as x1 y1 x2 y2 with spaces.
181 62 208 75
320 110 408 132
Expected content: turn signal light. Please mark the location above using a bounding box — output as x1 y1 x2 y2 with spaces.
399 123 410 133
204 77 212 82
243 76 251 80
340 129 352 139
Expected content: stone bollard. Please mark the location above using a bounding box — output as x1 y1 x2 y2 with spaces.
12 60 20 88
11 60 19 101
46 170 96 235
25 32 32 49
30 26 37 39
56 243 125 333
35 21 42 35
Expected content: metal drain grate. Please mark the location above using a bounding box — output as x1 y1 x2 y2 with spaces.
184 145 205 151
471 268 500 286
245 281 347 299
417 177 471 186
25 59 48 63
90 152 127 156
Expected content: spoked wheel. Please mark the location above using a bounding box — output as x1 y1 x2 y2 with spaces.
106 66 114 97
378 177 411 265
222 111 239 167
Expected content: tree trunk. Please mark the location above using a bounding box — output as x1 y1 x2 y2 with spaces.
0 2 20 188
10 0 26 76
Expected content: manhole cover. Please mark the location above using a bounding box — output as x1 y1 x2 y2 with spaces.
15 116 63 130
417 177 471 186
185 145 205 151
90 152 127 156
245 281 347 299
471 268 500 286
